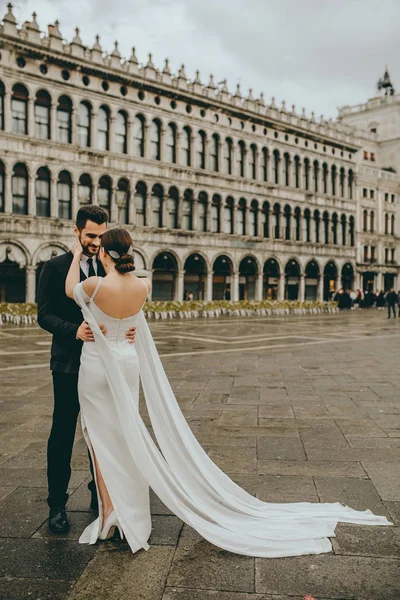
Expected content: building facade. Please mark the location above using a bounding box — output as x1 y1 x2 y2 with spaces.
0 5 399 303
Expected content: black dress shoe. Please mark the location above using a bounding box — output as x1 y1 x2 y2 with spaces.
90 494 99 512
49 507 70 534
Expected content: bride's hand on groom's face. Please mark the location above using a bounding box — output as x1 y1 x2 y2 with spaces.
72 233 83 258
125 326 136 344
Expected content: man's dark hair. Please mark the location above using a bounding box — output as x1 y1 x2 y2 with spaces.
76 205 109 231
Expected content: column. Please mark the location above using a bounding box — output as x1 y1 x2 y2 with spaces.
25 265 36 303
376 272 383 291
256 207 263 238
299 274 305 302
245 204 251 236
92 183 98 205
335 275 341 292
256 272 263 301
317 276 324 301
4 90 12 132
191 194 198 231
205 271 213 301
50 103 57 141
4 167 12 213
231 271 239 301
27 97 35 137
143 124 149 159
176 193 183 229
145 187 152 226
28 172 36 216
110 187 117 223
71 181 78 218
71 108 77 145
109 116 115 153
128 179 136 225
396 272 400 291
50 177 58 218
126 120 133 156
279 272 285 300
161 193 167 227
175 270 185 301
232 203 238 235
159 127 164 163
90 110 97 148
205 200 211 232
354 271 361 291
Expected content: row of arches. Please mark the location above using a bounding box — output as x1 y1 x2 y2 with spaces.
0 163 355 246
1 81 354 196
0 238 354 304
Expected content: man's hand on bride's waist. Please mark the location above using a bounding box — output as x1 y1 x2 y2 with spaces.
125 326 136 344
76 321 107 342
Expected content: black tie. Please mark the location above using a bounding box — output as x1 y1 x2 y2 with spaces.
87 257 96 278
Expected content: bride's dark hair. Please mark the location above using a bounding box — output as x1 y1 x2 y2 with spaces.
101 228 135 274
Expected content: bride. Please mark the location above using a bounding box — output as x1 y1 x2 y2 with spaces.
66 227 391 558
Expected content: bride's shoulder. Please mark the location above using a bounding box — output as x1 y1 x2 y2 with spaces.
130 274 152 293
82 276 102 296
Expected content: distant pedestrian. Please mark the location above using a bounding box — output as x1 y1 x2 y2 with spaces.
386 288 397 319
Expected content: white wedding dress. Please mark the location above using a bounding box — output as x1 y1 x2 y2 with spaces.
73 278 391 558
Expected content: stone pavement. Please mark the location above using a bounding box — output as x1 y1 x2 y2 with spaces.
0 310 400 600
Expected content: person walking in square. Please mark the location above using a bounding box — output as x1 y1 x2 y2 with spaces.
386 288 397 319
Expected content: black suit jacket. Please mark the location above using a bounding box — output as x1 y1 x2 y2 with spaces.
37 252 105 374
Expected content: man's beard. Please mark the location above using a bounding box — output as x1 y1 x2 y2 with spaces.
80 236 99 257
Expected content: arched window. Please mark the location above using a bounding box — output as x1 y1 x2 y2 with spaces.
56 95 72 143
150 119 162 161
340 167 345 197
97 106 110 151
98 175 112 212
165 123 177 164
77 102 91 147
224 138 233 175
304 158 310 191
322 163 328 194
250 200 258 236
391 214 395 235
196 131 206 169
341 214 347 245
313 161 319 193
237 198 246 235
12 84 28 135
304 208 311 242
273 150 280 184
0 161 5 212
35 90 51 140
370 210 374 233
115 111 127 154
294 156 300 188
314 210 320 243
36 167 51 217
198 192 208 232
363 210 368 232
237 141 246 177
78 173 92 207
167 187 179 229
135 182 146 226
181 127 191 166
349 216 355 247
12 163 28 214
151 184 163 227
133 115 145 157
348 169 354 200
331 165 337 196
323 211 329 244
249 144 257 180
182 189 193 230
262 201 270 238
284 153 290 186
116 178 129 224
261 147 268 182
332 212 338 244
211 194 221 233
294 207 301 241
223 197 234 234
57 170 72 220
284 205 291 240
210 134 220 172
0 81 4 130
273 203 280 239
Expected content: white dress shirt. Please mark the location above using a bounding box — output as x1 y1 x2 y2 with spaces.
80 254 98 278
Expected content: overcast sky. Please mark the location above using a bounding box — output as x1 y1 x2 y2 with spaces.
9 0 400 119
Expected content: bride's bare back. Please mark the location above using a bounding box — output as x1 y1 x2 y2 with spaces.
83 274 150 319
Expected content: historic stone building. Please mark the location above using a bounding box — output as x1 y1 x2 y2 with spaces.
0 5 399 303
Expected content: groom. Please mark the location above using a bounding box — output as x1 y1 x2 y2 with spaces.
37 205 136 534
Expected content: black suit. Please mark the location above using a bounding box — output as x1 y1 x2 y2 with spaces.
37 251 105 508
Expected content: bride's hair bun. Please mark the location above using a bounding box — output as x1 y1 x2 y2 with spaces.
100 227 135 274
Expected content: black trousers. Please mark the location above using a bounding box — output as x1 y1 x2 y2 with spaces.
47 372 96 508
388 303 397 318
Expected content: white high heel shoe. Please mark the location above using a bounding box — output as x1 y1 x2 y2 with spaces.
99 510 124 540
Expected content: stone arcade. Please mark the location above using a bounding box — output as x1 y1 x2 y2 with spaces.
0 5 399 303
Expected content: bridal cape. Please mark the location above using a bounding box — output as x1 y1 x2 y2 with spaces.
73 281 391 558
